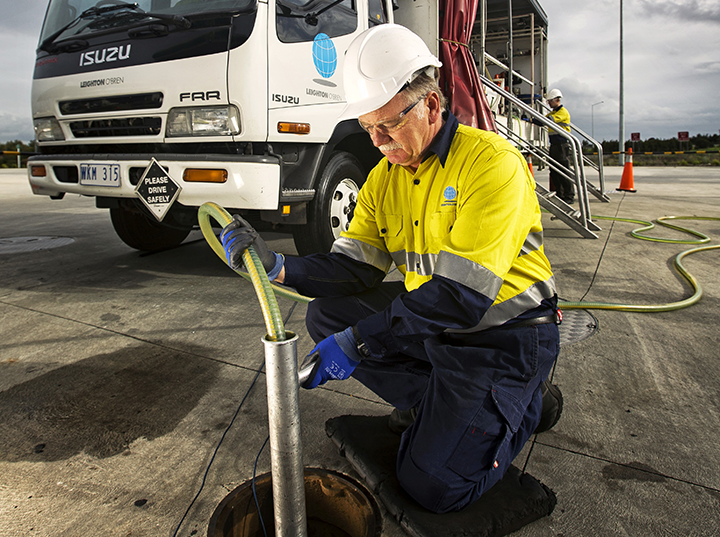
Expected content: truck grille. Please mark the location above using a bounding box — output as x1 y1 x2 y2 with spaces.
59 92 164 115
69 117 162 138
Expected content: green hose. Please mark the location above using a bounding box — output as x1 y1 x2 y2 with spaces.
198 202 311 342
200 202 718 322
595 215 713 244
561 216 720 312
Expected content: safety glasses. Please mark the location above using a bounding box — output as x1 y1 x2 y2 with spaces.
358 95 426 136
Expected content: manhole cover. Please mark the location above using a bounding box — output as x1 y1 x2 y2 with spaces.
558 307 597 346
0 236 75 254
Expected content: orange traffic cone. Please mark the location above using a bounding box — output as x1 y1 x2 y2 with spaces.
618 148 636 192
527 156 534 177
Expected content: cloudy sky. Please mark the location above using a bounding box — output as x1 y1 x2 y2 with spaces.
1 0 719 143
542 0 720 143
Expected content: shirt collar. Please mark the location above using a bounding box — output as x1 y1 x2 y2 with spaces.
422 109 459 168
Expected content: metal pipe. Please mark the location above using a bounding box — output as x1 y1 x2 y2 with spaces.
198 204 313 534
297 360 315 386
479 0 486 78
569 121 606 195
530 13 535 107
385 0 394 23
591 100 603 140
619 0 625 166
263 331 308 537
507 0 514 133
484 52 533 86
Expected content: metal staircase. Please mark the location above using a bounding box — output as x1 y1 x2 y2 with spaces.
479 74 609 239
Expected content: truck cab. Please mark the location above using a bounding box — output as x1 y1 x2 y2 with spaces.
29 0 386 254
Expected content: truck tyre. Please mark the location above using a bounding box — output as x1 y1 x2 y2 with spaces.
110 203 192 252
293 152 366 256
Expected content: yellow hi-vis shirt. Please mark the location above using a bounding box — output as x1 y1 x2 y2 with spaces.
547 105 571 136
332 123 556 331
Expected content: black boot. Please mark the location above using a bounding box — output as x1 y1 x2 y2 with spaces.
535 381 563 433
388 407 418 435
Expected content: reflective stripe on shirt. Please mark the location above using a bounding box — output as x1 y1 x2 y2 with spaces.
331 236 393 273
448 276 557 332
547 105 571 134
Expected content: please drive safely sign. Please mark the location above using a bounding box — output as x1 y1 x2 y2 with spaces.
135 158 181 221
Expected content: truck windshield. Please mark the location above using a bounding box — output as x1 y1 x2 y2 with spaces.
40 0 256 45
276 0 357 43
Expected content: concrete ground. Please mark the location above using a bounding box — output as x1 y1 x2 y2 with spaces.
1 165 719 536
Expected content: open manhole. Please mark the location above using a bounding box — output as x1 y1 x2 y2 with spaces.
558 307 598 346
0 236 75 254
208 468 382 537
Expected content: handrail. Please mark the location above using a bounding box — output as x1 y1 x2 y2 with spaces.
483 52 534 87
495 121 589 214
480 74 592 226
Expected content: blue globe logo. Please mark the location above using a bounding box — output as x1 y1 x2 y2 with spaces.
312 33 337 79
444 186 457 200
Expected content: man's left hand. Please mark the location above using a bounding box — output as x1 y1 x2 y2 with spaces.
220 214 284 279
301 327 362 389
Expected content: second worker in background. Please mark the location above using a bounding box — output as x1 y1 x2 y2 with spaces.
545 88 575 204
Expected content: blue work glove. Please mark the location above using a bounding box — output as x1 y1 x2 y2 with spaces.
301 327 363 389
220 214 284 279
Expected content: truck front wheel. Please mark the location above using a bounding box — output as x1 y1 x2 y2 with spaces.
110 202 192 252
292 152 366 255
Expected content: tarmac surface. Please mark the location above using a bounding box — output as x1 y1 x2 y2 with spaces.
1 165 719 536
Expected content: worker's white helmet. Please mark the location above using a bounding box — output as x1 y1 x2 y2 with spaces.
546 88 563 101
338 24 442 121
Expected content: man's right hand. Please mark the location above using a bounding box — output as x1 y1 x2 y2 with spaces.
300 327 362 390
220 215 283 278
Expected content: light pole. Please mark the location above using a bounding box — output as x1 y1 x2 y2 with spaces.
619 0 625 165
591 101 604 140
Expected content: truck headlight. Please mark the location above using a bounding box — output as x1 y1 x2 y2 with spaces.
166 105 241 137
34 117 65 141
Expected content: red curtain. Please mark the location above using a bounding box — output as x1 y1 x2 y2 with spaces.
438 0 497 132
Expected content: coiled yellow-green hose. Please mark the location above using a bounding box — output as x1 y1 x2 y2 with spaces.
198 202 311 342
200 202 718 321
561 216 720 312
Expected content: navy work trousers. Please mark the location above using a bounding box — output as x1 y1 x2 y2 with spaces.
549 139 574 203
306 281 560 513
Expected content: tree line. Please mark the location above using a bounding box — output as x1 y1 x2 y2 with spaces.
5 133 719 168
594 133 720 154
0 140 35 168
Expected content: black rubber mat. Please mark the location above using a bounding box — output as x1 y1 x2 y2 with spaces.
326 415 557 537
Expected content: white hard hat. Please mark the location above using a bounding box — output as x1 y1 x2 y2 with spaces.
547 88 563 101
338 24 442 121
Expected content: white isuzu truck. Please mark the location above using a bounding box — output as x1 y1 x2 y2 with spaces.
28 0 552 254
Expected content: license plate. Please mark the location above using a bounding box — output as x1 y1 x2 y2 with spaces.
79 163 121 187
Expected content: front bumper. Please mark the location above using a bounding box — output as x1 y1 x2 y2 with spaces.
27 153 281 210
